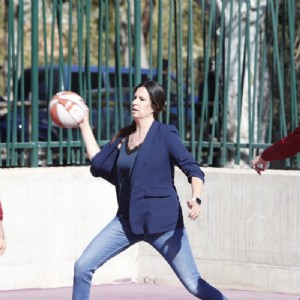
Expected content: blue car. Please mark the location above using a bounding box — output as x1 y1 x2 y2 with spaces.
2 65 197 143
0 107 59 143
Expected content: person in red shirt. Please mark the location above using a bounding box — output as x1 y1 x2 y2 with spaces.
0 200 5 255
252 126 300 174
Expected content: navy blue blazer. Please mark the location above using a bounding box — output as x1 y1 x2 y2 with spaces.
90 120 205 234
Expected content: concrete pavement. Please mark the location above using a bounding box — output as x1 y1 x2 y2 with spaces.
0 283 298 300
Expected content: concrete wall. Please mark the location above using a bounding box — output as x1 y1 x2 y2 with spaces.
0 166 299 294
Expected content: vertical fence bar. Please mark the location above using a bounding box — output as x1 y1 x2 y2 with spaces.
257 4 268 144
270 1 287 135
77 1 84 96
187 0 195 156
165 0 173 125
104 0 110 139
115 0 123 131
244 0 252 164
11 5 17 166
19 1 26 166
270 0 290 168
249 1 261 162
42 0 53 166
83 0 91 163
12 0 24 166
48 0 57 165
133 1 141 86
220 0 233 166
156 1 163 123
127 0 133 114
234 0 243 165
66 0 74 165
208 0 225 165
96 0 104 142
6 0 14 166
197 1 215 163
56 0 64 165
287 1 298 129
31 0 39 167
148 0 154 79
156 0 163 85
287 1 300 167
177 0 184 139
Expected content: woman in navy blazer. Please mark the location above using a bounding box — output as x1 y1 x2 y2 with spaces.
72 81 228 300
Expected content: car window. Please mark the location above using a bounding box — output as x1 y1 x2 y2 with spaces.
20 68 60 101
70 70 104 94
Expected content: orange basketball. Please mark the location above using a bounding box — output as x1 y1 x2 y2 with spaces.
49 91 86 128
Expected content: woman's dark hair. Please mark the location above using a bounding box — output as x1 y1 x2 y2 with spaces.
112 80 166 142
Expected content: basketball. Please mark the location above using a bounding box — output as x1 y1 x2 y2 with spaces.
49 91 86 128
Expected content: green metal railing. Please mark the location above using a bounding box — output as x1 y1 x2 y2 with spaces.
0 0 299 169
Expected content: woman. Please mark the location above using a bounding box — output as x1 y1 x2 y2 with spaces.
0 200 5 256
73 80 228 300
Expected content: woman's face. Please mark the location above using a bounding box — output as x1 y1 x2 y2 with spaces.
131 87 154 120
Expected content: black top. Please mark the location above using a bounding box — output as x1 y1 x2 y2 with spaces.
115 137 141 219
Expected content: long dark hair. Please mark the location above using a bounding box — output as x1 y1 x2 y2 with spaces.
112 80 166 142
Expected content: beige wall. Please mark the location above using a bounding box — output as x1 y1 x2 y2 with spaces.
0 166 299 293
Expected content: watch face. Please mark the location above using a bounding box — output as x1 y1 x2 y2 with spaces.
196 198 201 205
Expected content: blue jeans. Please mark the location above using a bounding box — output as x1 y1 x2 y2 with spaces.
73 216 228 300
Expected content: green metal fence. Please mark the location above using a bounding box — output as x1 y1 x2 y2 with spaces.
0 0 299 169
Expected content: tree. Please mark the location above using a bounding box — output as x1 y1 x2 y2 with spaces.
119 0 151 68
214 0 270 166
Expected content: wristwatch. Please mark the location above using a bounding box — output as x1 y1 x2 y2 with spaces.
191 197 201 205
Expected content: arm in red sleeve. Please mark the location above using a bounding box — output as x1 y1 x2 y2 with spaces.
261 126 300 161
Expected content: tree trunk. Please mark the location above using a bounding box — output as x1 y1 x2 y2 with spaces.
216 0 270 166
119 1 149 68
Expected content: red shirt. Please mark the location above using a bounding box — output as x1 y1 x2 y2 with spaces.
0 201 3 221
261 126 300 161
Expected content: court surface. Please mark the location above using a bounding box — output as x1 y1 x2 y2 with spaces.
0 283 298 300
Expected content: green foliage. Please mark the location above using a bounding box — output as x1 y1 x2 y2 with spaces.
0 1 204 97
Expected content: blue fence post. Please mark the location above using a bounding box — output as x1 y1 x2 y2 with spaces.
30 0 39 167
134 1 141 86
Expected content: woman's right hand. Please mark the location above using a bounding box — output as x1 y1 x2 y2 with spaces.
78 102 90 129
74 101 101 160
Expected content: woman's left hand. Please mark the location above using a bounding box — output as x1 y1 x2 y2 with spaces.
186 200 201 220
